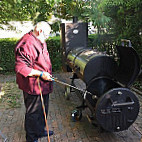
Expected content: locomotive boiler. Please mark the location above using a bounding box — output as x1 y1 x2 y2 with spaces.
60 22 140 132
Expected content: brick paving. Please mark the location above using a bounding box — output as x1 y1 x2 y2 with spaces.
0 73 142 142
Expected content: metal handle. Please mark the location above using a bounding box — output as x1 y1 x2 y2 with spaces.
121 39 132 47
112 101 134 107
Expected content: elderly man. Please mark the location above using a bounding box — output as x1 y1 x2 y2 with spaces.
15 21 53 142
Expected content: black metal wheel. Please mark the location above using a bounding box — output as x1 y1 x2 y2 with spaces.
71 109 82 122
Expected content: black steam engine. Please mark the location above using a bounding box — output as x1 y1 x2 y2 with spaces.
60 22 140 132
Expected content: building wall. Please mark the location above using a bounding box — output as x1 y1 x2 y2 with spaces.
0 21 34 39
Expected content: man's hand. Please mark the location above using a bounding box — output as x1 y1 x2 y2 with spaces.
28 69 53 81
41 72 52 81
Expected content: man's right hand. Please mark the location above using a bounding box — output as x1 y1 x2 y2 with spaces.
28 69 53 81
41 72 52 81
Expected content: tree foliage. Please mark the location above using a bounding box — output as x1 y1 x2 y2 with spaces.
0 0 27 23
0 0 109 33
0 0 61 24
54 0 110 32
100 0 142 50
54 0 86 20
81 0 110 33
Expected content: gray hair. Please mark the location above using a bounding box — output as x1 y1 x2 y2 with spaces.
34 21 51 33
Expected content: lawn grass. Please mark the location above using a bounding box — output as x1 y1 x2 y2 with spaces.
0 81 22 108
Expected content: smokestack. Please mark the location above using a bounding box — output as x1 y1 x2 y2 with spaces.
73 16 78 23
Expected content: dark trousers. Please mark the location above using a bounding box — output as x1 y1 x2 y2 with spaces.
23 91 49 142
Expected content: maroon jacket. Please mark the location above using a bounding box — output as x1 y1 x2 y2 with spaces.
15 31 53 95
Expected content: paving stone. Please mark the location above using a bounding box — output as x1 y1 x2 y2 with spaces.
0 73 141 142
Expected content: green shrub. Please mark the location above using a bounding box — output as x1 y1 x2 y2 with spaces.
0 38 17 73
47 36 61 72
88 34 116 47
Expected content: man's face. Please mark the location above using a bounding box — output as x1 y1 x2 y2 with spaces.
38 29 50 43
43 31 50 39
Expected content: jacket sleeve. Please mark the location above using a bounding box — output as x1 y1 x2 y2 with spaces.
15 41 34 77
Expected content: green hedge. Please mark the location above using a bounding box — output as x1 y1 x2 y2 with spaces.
0 38 17 73
0 36 61 73
46 36 61 72
0 34 124 74
1 34 140 74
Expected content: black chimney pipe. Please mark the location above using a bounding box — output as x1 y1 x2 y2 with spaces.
73 16 78 23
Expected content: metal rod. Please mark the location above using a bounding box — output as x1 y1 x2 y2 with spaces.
52 78 95 97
